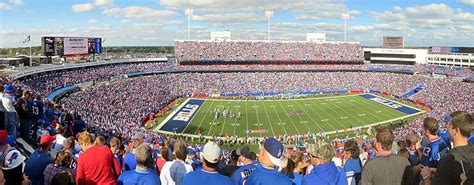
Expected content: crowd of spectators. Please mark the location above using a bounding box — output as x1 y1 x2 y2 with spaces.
17 62 171 96
0 58 473 184
175 41 364 63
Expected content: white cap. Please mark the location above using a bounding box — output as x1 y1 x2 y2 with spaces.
201 142 220 163
2 149 26 170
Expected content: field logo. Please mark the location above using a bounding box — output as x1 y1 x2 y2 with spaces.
160 99 205 133
172 104 200 122
359 94 420 115
369 97 403 109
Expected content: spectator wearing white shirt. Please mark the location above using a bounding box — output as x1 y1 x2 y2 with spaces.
2 84 18 137
160 141 193 185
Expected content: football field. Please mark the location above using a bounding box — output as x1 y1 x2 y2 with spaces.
156 94 424 137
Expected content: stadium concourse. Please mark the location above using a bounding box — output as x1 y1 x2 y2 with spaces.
0 49 473 184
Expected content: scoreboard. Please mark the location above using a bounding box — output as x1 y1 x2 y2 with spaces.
42 37 102 56
429 47 474 54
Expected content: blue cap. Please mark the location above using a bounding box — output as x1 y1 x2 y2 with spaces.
3 84 15 93
444 115 452 123
188 148 196 155
263 138 284 167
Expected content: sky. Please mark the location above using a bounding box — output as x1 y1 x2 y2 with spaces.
0 0 473 48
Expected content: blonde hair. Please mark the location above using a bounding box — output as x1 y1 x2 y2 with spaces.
77 132 94 146
94 136 106 146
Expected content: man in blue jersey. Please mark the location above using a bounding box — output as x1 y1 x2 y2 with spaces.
182 141 232 185
245 138 292 185
302 144 347 185
31 95 44 124
422 111 474 185
421 117 450 169
231 145 258 185
118 143 160 185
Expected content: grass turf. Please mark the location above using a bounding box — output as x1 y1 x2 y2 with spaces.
179 94 417 137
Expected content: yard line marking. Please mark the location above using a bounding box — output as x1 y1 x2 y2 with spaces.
276 100 301 134
261 103 276 136
252 100 263 137
270 103 289 135
207 100 223 136
189 100 214 135
294 100 322 133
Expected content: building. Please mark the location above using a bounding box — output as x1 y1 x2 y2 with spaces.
426 47 473 67
363 48 428 65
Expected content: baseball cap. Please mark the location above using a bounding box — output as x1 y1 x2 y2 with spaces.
201 142 221 163
188 148 196 155
2 149 26 170
236 145 252 159
230 150 240 160
40 135 56 146
263 138 285 168
0 130 15 146
3 84 15 93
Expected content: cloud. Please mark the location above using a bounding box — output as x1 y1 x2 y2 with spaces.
457 0 474 7
0 25 176 48
88 19 98 24
9 0 22 6
161 0 361 20
72 3 94 13
102 6 178 20
0 3 11 10
370 3 472 30
192 13 265 23
94 0 112 7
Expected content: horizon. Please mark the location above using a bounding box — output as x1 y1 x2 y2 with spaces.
1 0 473 48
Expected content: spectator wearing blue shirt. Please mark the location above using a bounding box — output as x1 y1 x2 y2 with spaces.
72 114 86 136
231 145 258 185
246 138 292 185
302 144 347 185
118 143 161 185
124 132 145 171
24 135 55 185
182 142 232 185
343 140 362 185
421 117 450 168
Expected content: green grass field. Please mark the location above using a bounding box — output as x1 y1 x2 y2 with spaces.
164 94 422 137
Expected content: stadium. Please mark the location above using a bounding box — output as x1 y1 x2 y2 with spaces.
0 1 473 185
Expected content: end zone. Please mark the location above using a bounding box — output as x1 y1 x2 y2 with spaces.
155 99 205 133
359 94 421 114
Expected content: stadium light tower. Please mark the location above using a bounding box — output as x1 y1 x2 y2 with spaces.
185 8 194 40
265 11 273 41
341 13 350 42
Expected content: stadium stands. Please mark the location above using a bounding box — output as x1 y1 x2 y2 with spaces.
0 57 472 185
175 41 364 64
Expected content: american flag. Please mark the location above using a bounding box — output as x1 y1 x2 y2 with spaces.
22 35 30 43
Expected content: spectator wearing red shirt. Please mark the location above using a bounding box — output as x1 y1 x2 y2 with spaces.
76 132 121 185
156 146 171 175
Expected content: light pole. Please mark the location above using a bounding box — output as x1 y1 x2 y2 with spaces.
265 11 273 41
185 9 193 40
22 35 31 66
103 38 107 59
341 13 350 42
